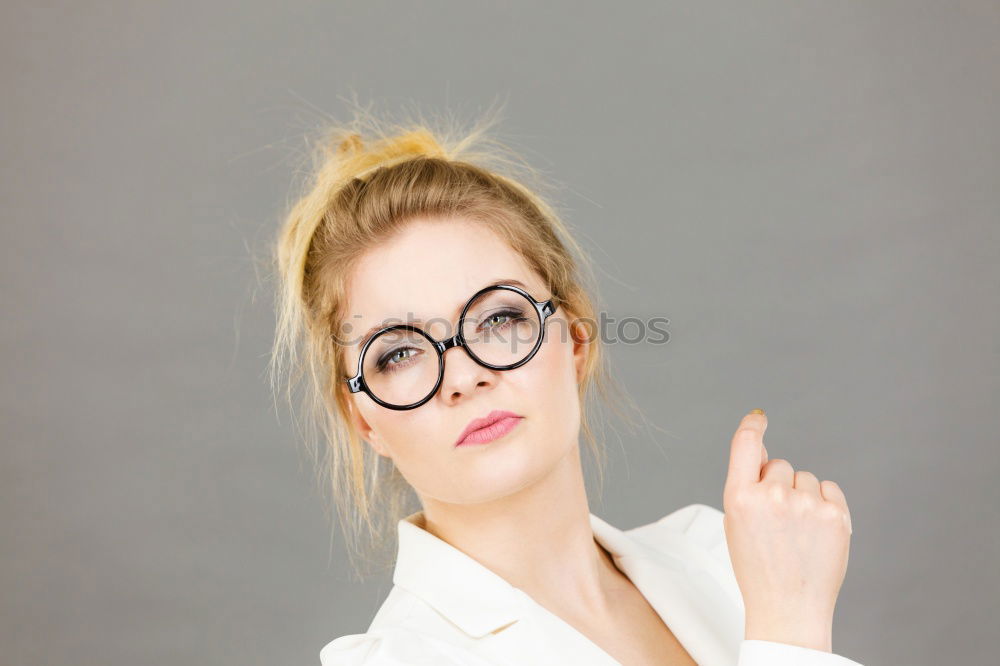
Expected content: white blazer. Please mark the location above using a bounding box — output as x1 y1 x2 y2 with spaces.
320 503 865 665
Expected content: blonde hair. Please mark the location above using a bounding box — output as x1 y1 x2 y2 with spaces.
268 102 640 579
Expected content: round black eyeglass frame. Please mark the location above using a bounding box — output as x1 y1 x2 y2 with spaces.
343 284 559 410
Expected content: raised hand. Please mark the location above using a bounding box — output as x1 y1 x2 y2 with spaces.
722 409 853 653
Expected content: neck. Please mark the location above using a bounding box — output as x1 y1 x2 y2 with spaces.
418 443 627 616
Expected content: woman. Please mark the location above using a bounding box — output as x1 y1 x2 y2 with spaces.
269 108 864 665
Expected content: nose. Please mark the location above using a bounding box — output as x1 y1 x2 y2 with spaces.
437 341 497 404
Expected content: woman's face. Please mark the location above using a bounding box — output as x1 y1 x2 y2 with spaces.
341 217 589 505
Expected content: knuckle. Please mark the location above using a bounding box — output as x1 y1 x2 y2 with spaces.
766 458 793 474
795 470 819 483
793 491 819 513
724 489 752 513
819 503 850 528
765 482 790 505
821 479 842 494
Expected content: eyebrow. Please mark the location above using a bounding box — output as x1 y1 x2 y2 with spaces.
353 278 532 350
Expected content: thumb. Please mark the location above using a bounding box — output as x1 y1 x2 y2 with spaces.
725 410 768 496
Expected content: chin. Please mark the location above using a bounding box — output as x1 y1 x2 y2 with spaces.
459 440 558 498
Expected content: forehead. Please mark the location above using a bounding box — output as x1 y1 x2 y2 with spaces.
343 217 542 331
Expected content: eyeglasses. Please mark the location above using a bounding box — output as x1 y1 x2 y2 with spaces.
343 284 559 410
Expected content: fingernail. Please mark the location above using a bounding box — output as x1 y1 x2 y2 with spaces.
749 408 765 415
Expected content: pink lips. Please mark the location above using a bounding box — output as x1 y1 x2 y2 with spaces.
455 409 524 447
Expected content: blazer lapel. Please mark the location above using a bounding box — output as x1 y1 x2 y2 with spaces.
392 511 623 665
391 510 743 666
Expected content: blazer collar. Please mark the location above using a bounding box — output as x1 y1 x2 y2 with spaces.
392 510 679 637
392 510 525 637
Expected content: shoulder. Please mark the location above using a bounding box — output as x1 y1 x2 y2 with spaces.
626 502 727 551
318 630 422 666
319 628 497 666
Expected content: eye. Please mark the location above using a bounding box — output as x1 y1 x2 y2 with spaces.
480 308 524 331
376 346 421 373
487 313 510 327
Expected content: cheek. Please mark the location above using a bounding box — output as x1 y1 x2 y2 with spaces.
526 327 577 389
364 410 453 492
510 323 582 431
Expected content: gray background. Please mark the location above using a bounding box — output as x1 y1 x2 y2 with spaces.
3 2 998 665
